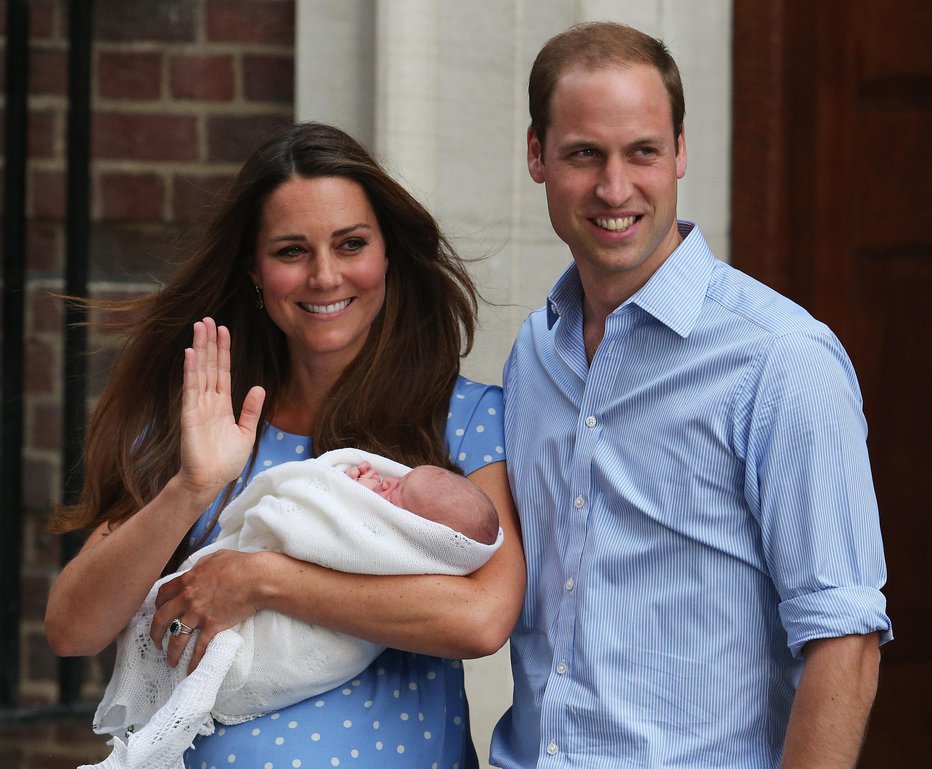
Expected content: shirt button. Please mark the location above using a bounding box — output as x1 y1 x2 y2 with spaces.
547 741 558 755
585 415 597 428
565 577 574 591
556 661 567 675
574 495 585 509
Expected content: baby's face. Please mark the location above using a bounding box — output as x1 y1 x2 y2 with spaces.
348 462 409 507
370 475 407 507
360 465 447 513
349 464 449 515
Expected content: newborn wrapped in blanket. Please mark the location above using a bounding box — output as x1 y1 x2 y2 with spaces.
84 448 503 769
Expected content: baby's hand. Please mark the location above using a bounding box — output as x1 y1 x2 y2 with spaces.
345 461 372 481
346 461 383 489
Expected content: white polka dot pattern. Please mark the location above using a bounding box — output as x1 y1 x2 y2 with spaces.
183 376 503 768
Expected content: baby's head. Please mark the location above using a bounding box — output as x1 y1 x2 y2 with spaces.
357 464 499 545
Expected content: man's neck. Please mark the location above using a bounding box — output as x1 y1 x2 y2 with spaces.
581 296 608 363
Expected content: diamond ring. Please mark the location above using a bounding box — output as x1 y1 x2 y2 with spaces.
169 618 196 637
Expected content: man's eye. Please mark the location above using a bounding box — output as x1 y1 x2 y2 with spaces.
634 146 659 158
574 148 598 158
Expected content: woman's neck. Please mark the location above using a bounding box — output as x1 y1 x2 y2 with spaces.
269 358 343 435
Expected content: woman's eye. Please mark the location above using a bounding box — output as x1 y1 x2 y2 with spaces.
275 245 304 258
342 237 367 252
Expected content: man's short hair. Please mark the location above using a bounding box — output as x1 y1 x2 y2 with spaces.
528 21 685 149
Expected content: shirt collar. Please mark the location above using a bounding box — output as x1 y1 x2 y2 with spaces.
546 221 716 338
546 267 583 329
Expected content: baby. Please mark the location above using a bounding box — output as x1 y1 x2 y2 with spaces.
89 449 503 769
345 461 499 545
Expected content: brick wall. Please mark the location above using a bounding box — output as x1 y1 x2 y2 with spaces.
1 0 295 732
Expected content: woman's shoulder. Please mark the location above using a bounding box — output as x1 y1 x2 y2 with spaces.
446 376 505 474
449 374 503 414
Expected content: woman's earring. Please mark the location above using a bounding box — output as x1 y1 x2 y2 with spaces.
254 285 264 310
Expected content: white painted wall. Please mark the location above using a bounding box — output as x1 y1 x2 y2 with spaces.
296 2 732 765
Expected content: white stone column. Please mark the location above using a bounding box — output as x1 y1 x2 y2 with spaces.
295 0 376 147
372 0 440 200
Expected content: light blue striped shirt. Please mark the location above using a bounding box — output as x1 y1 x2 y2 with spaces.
491 222 892 768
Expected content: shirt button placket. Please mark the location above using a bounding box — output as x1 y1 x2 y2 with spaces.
550 402 595 766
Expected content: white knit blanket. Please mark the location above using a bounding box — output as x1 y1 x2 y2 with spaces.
83 448 503 769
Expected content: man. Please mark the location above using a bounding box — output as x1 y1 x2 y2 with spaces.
492 21 891 769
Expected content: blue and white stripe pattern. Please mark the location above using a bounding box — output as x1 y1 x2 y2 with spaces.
491 223 892 768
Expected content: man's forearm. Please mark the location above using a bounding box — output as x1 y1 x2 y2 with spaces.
781 633 881 769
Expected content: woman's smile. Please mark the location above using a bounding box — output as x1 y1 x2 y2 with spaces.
298 298 353 315
252 175 389 371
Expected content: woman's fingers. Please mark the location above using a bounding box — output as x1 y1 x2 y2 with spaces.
152 579 201 669
204 317 218 393
217 323 233 396
181 321 206 415
179 317 262 495
193 317 217 394
239 385 266 437
151 577 183 650
166 618 197 668
181 346 197 414
194 319 208 394
187 632 212 673
185 318 228 399
152 550 259 672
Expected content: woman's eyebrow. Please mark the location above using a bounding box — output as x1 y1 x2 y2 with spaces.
333 222 372 237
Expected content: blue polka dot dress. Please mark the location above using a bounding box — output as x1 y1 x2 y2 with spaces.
183 376 505 769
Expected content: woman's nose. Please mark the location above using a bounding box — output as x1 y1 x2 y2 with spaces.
308 252 341 289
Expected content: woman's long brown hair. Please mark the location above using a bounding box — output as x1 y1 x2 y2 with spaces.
50 123 478 565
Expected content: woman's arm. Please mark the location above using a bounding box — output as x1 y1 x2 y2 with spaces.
45 319 265 656
154 460 527 670
44 478 219 656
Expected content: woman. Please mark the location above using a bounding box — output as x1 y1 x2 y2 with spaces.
45 122 525 768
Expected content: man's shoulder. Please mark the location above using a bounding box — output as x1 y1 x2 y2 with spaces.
504 305 559 397
706 259 830 340
705 261 859 397
510 304 554 348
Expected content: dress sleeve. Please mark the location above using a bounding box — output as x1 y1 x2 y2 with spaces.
444 376 506 476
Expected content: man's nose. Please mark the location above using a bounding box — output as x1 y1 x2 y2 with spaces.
595 156 632 208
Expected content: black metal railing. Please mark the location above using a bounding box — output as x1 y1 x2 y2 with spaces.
1 0 93 717
60 0 94 705
1 0 31 711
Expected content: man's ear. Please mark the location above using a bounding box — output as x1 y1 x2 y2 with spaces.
527 126 546 184
675 125 687 180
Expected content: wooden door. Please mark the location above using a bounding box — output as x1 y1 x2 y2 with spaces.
732 1 932 765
